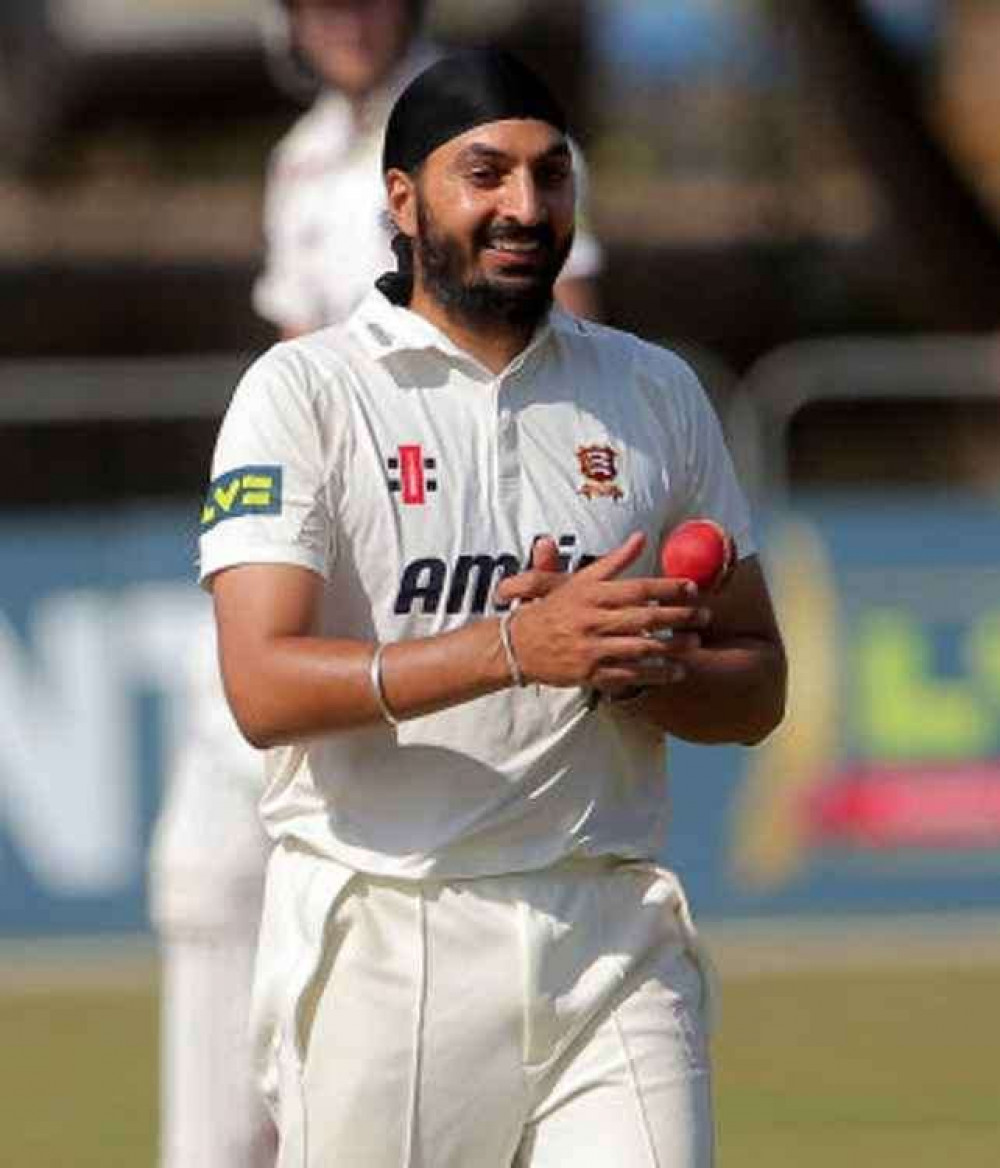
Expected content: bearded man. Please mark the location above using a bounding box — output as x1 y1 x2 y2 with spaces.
200 48 786 1168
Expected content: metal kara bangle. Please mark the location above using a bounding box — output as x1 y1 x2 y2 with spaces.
499 608 526 687
369 643 399 725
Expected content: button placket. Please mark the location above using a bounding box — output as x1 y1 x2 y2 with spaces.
494 375 521 500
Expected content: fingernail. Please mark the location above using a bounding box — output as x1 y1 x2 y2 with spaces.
669 663 687 683
683 581 698 599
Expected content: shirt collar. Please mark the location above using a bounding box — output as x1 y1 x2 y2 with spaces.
349 289 577 378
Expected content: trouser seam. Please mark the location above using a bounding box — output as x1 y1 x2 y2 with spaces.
401 887 429 1168
611 1003 663 1168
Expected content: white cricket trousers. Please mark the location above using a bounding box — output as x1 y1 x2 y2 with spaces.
272 857 715 1168
150 726 275 1168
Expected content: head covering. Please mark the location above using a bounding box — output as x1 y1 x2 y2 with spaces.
382 48 568 176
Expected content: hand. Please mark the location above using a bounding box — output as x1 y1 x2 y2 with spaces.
506 533 709 690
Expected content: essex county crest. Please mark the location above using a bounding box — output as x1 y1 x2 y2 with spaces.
576 444 624 501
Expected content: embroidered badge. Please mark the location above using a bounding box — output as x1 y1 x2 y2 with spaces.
388 445 438 505
200 466 283 532
577 444 623 501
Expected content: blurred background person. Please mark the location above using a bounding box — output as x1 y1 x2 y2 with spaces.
148 3 604 1166
148 628 274 1168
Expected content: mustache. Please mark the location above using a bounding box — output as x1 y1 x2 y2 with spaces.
476 221 556 250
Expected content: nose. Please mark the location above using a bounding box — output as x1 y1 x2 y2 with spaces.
501 172 545 226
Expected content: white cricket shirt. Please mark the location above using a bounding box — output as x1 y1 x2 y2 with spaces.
200 290 754 879
253 43 603 332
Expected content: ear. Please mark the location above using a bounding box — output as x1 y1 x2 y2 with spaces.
385 169 418 239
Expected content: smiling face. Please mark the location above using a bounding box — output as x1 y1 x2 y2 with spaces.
288 0 413 97
387 118 577 332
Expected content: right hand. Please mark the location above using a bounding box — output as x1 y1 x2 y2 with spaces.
504 532 709 690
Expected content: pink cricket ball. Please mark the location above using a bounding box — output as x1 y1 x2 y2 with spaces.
661 519 735 592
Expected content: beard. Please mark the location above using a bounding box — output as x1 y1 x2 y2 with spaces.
414 196 573 331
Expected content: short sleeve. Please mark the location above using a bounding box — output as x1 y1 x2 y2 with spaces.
676 363 756 559
198 346 335 585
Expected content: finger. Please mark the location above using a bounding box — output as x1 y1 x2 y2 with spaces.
593 658 687 687
636 658 689 685
530 535 562 573
496 570 567 605
636 659 688 685
591 667 652 690
593 635 686 667
578 532 647 583
649 631 702 656
591 577 700 608
591 605 710 637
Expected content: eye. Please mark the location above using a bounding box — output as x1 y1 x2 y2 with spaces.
536 161 572 189
466 167 503 188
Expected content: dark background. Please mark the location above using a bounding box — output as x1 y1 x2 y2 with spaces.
3 0 999 499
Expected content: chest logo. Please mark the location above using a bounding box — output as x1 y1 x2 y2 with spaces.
388 444 437 506
577 444 623 502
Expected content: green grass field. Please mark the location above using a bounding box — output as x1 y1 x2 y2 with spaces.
717 966 1000 1167
3 963 998 1166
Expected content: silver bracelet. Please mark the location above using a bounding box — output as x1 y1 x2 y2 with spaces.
369 643 399 725
498 608 526 687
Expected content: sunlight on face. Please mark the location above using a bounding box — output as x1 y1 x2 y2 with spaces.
410 119 577 328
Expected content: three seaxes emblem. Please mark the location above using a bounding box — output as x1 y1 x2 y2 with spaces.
576 444 624 501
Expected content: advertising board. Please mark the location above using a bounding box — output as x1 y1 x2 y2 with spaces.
671 496 1000 918
1 493 998 938
0 504 203 936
